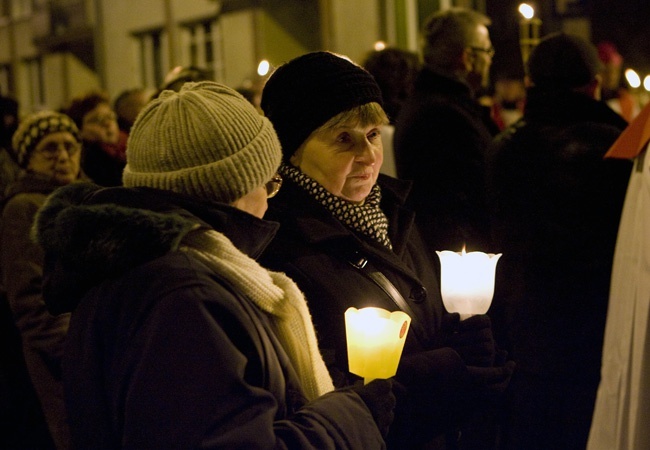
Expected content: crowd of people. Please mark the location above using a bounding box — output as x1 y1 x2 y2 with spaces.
0 6 646 450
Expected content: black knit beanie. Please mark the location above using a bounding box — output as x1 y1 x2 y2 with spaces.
527 32 603 90
261 52 383 160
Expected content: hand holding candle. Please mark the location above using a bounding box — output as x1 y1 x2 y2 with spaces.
345 307 411 384
436 247 502 319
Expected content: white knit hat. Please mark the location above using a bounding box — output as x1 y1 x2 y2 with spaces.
123 81 282 204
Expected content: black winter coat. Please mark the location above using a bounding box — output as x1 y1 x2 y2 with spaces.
486 87 632 380
261 174 481 448
394 68 500 254
35 183 384 449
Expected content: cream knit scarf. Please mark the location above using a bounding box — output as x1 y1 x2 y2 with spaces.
179 228 334 401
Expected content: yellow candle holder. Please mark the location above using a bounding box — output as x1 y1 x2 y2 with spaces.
345 307 411 384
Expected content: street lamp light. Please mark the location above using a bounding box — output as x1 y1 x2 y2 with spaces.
518 3 541 65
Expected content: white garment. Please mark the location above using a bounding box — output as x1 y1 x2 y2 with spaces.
587 146 650 450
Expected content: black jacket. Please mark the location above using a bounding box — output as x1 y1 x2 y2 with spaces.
261 174 485 448
394 68 500 254
35 183 385 449
486 87 632 380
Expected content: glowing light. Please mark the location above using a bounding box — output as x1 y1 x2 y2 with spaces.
257 60 270 77
345 307 410 384
644 75 650 92
374 41 386 51
518 3 535 19
436 248 502 320
625 69 641 88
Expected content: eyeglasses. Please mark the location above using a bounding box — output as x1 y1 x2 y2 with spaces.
470 46 495 58
34 141 81 160
265 174 282 198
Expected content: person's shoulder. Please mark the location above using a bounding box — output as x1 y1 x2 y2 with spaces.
112 251 249 314
2 189 47 218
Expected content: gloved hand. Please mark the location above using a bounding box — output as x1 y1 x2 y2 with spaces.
351 378 396 437
391 348 472 445
443 313 497 367
466 360 516 397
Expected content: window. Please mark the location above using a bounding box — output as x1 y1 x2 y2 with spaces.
180 19 220 81
23 56 43 109
134 28 164 89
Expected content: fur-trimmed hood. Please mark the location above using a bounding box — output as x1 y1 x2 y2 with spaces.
33 182 279 314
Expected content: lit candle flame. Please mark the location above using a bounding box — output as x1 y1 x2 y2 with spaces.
345 307 411 384
374 41 386 51
644 75 650 92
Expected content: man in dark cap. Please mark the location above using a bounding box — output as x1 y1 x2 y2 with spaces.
486 32 633 450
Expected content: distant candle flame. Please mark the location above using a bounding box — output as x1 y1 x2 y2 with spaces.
257 60 270 77
626 69 641 88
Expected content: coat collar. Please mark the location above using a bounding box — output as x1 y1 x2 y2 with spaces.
266 174 418 268
524 87 628 130
34 183 279 314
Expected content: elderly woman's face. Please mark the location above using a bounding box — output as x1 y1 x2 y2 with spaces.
290 120 383 204
81 102 120 144
27 131 81 185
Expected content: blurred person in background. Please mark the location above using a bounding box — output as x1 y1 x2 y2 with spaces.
487 33 631 450
394 7 500 255
113 87 153 134
2 110 86 450
0 95 21 199
66 91 127 186
597 41 639 123
363 47 421 177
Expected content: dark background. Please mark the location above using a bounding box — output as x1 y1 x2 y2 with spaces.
484 0 650 80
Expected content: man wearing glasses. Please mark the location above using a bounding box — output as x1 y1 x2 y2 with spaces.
394 7 500 257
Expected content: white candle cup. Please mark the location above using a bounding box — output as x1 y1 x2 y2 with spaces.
436 249 502 320
345 307 411 384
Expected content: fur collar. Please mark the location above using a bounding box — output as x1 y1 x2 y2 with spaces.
33 183 200 313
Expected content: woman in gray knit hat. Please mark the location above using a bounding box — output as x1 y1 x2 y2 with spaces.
31 81 396 449
260 51 515 449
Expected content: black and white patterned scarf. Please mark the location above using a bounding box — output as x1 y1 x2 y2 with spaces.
280 163 393 250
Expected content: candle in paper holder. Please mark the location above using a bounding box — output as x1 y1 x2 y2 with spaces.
345 307 411 384
436 248 502 320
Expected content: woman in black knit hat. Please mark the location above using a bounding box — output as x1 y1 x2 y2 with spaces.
260 51 515 450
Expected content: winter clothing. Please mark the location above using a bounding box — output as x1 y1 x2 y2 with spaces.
394 68 500 254
260 172 512 448
587 127 650 450
33 182 387 449
527 32 603 90
31 81 394 449
124 81 282 203
486 86 632 449
11 111 80 167
80 134 127 187
0 173 74 450
261 51 383 160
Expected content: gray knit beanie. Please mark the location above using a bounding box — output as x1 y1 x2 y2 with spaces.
11 110 80 168
123 81 282 204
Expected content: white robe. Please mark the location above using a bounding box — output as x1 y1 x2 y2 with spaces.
587 146 650 450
